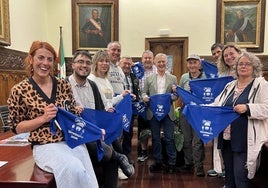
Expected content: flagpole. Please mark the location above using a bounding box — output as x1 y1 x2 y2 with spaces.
57 26 66 78
59 26 62 39
57 26 62 78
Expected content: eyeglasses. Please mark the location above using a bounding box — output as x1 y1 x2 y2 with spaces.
75 59 92 65
237 62 252 67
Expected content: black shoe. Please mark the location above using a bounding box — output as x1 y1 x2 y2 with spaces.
196 166 205 177
117 153 135 177
127 156 135 165
137 150 148 162
149 163 163 173
178 164 194 173
166 165 176 174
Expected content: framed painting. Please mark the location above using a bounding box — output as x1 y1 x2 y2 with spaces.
0 0 10 46
216 0 265 52
72 0 118 53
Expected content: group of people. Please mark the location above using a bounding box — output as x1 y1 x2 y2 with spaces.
7 41 135 188
7 40 268 188
178 43 268 188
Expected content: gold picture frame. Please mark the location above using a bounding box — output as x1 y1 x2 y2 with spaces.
0 0 10 46
71 0 118 53
216 0 265 52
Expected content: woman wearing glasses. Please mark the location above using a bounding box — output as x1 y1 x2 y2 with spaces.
213 52 268 188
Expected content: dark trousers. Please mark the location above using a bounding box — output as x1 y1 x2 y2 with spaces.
180 114 204 168
137 115 150 155
222 140 250 188
150 115 177 165
101 159 118 188
86 142 118 188
112 138 123 154
122 116 134 156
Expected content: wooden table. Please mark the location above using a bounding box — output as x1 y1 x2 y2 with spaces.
0 131 56 188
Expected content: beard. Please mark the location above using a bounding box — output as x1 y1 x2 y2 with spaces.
75 72 89 80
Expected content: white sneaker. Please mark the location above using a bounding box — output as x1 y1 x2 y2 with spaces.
118 168 128 180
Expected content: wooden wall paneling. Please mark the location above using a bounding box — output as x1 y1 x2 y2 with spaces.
0 73 9 105
0 47 27 105
258 55 268 81
0 71 27 105
65 57 73 76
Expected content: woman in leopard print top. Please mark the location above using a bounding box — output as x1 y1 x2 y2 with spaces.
7 41 98 188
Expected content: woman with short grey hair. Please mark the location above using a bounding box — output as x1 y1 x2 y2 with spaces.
213 51 268 188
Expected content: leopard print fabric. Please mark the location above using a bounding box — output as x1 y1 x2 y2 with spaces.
7 77 81 145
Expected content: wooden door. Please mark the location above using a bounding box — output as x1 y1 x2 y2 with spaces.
145 37 188 107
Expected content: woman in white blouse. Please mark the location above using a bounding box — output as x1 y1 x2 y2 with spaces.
88 50 129 110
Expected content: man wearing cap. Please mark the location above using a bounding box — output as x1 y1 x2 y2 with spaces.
178 54 206 177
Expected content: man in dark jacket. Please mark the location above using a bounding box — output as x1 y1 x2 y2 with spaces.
119 56 140 164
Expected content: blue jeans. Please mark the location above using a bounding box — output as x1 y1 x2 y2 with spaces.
150 116 177 165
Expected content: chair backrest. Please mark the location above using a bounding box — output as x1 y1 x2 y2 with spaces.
0 105 9 131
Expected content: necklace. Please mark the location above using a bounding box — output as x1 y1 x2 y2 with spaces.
236 84 246 93
234 82 246 99
234 78 253 99
237 83 247 89
236 78 253 91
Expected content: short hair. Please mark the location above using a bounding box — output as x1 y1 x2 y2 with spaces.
72 51 92 63
24 41 57 77
107 41 121 49
154 53 167 63
233 52 263 78
142 50 154 57
211 43 224 52
120 56 132 62
92 9 98 13
91 50 110 77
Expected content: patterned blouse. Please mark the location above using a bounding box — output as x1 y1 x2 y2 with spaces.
7 77 81 145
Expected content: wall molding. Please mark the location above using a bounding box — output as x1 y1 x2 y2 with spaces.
0 47 27 71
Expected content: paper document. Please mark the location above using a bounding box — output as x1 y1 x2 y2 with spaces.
0 132 30 146
0 161 8 168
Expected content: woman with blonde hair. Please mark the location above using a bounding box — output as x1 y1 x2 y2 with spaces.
217 44 242 77
88 50 129 109
208 44 243 179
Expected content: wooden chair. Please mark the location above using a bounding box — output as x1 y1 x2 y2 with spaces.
0 105 9 132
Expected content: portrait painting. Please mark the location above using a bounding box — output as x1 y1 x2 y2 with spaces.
216 0 265 52
224 5 257 44
72 0 118 52
0 0 10 46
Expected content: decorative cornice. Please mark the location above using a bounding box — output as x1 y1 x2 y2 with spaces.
0 47 27 70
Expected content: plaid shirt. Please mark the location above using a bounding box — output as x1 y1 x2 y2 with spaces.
139 65 157 91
